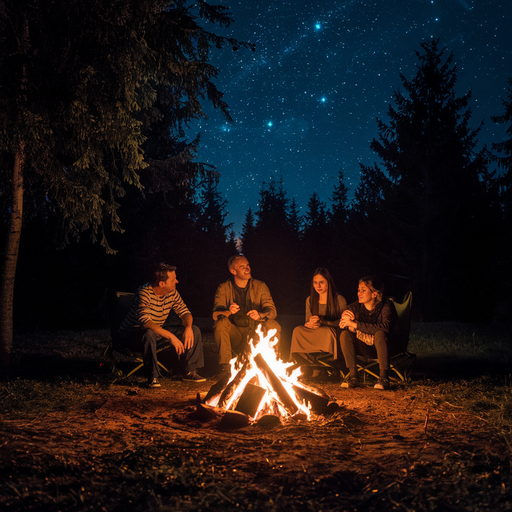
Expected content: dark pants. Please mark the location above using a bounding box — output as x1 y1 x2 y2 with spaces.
120 320 204 381
213 316 281 364
339 329 390 373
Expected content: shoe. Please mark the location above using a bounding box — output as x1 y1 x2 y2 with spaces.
374 378 390 390
341 377 359 389
148 378 161 388
182 371 206 383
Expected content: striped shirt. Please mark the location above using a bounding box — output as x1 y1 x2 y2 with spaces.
119 283 190 333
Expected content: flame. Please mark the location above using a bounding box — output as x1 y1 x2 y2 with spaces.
206 325 313 420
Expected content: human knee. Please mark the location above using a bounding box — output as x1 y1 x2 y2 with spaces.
214 316 231 332
142 329 159 346
339 329 354 348
374 330 388 347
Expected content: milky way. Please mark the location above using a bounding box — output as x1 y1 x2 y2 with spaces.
189 1 512 234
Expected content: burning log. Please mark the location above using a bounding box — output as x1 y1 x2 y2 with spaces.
219 410 250 430
253 353 299 416
292 385 329 415
235 383 267 417
218 362 249 409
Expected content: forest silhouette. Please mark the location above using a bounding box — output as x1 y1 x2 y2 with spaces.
12 39 511 331
2 5 510 339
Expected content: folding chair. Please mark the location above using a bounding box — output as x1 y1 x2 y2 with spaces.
356 291 415 382
289 350 343 379
104 288 172 379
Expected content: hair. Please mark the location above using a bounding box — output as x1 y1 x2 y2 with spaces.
228 254 246 270
310 267 340 320
359 275 384 302
150 262 177 287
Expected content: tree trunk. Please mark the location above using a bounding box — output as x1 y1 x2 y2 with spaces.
0 146 24 365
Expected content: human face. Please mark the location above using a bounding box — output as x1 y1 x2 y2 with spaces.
160 271 178 293
357 281 378 307
312 274 329 297
230 257 251 282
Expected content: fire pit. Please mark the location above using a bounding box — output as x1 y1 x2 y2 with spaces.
203 326 330 424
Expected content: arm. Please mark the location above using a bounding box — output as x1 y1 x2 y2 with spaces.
303 296 322 329
324 294 347 327
179 312 195 350
339 302 357 331
249 281 277 320
143 319 186 355
355 301 397 335
212 281 234 321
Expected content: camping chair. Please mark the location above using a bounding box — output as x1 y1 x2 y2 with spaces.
356 291 415 383
288 339 345 380
104 288 172 379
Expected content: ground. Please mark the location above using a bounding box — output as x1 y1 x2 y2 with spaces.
0 329 511 511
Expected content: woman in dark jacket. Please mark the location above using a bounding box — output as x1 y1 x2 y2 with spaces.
339 276 397 390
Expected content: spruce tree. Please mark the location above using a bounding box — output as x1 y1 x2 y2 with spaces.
357 39 494 320
491 77 512 315
301 192 330 271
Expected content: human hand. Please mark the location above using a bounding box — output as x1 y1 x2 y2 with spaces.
305 315 321 329
167 333 185 355
229 303 240 315
339 316 357 331
246 309 261 321
182 326 194 350
341 310 355 321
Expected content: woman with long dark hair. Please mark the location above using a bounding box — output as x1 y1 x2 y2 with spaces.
289 268 347 364
339 275 397 390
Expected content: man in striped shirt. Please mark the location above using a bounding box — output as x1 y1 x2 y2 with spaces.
119 262 205 387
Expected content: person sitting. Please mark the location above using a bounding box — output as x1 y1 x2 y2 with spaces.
212 255 281 375
339 275 397 390
119 262 206 388
289 268 347 374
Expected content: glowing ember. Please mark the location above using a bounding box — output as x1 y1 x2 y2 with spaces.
206 325 326 421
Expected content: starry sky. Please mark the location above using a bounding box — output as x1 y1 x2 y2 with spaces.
189 0 512 235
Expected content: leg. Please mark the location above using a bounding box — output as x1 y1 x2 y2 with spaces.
141 329 162 381
339 329 360 387
373 331 390 389
120 327 162 381
214 316 245 364
339 329 357 376
166 324 204 373
373 330 389 372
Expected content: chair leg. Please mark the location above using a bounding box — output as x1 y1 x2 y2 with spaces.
124 359 145 379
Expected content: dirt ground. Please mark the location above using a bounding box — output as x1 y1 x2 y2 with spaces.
1 330 511 511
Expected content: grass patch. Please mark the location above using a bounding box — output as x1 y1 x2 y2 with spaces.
409 321 511 363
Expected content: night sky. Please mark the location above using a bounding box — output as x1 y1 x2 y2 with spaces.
189 1 512 235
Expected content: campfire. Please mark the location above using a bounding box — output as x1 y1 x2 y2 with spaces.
203 326 330 423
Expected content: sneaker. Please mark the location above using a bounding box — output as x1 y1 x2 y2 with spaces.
341 377 359 389
182 371 206 383
374 378 390 390
148 378 161 388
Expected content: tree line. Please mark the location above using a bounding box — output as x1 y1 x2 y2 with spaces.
2 1 511 365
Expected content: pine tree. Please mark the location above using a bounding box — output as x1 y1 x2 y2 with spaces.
329 169 350 230
490 77 512 313
0 0 253 363
240 207 256 257
356 39 495 320
301 192 330 271
247 178 302 314
491 77 512 222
